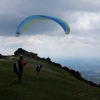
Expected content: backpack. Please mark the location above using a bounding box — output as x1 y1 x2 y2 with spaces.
13 60 22 74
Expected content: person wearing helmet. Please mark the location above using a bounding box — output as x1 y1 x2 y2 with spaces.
18 55 27 82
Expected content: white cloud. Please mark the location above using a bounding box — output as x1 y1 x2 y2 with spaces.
0 0 100 58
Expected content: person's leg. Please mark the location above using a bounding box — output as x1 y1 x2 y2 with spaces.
18 72 22 82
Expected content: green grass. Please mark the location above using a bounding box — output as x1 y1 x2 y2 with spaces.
0 56 100 100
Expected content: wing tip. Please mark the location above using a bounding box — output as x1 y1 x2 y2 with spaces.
16 32 20 37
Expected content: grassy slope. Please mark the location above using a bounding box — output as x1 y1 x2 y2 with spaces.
0 56 100 100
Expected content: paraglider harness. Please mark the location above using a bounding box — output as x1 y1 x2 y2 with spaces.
13 60 23 74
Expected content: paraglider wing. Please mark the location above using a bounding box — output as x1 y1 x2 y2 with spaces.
16 15 70 37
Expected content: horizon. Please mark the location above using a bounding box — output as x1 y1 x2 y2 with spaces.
1 48 100 60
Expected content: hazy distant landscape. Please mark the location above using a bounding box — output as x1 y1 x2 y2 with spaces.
52 57 100 84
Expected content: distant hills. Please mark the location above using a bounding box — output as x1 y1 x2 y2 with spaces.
52 57 100 84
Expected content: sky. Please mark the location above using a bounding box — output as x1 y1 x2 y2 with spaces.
0 0 100 59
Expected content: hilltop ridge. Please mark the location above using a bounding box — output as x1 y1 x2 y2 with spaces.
10 48 100 87
0 48 99 87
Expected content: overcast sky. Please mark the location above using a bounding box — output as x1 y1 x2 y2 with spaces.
0 0 100 59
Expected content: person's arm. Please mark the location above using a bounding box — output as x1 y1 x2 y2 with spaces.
20 60 27 66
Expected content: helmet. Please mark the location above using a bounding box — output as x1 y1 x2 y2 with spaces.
20 55 23 59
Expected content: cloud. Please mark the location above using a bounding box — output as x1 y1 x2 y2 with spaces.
0 0 100 58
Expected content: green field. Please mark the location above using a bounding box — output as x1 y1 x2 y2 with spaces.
0 56 100 100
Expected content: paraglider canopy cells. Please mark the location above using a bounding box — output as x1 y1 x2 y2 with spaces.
16 15 70 37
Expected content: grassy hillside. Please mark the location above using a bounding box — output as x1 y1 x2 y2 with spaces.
0 56 100 100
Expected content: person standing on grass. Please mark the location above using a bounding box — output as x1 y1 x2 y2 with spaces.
36 64 42 75
18 55 27 82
